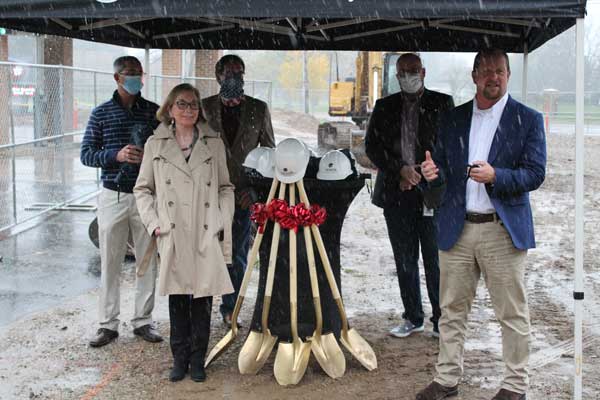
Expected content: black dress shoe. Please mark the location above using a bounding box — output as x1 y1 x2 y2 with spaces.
89 328 119 348
491 389 526 400
222 313 242 328
169 362 189 382
133 325 164 343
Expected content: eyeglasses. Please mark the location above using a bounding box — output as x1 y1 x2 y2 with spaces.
465 164 480 182
175 100 200 111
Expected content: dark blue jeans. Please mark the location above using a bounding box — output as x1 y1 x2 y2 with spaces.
383 207 441 327
220 207 251 317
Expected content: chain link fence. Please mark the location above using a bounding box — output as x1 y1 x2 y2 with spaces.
0 61 272 233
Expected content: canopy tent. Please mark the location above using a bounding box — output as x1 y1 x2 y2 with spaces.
0 1 587 52
0 1 588 398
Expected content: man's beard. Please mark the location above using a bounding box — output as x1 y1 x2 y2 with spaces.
483 85 504 101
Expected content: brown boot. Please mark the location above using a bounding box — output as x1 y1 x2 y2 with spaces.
491 389 526 400
416 381 458 400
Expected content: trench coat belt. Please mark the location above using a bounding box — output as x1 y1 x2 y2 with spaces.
137 237 157 277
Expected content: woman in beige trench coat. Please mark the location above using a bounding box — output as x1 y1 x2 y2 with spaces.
134 83 234 383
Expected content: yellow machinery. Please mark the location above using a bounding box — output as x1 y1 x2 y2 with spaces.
328 51 402 123
320 51 403 168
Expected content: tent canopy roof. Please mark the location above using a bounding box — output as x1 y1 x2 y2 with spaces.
0 1 587 52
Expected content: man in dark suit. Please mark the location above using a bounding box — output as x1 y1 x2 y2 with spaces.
416 49 546 400
365 53 454 339
202 54 275 327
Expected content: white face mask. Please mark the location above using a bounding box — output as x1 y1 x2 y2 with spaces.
398 73 423 94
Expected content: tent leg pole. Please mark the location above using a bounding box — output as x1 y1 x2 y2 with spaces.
521 43 528 105
181 49 186 82
143 45 150 99
574 16 585 400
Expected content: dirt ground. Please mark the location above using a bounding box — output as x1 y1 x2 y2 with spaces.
1 123 600 399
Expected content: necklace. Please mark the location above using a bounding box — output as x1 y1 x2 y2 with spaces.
175 126 199 152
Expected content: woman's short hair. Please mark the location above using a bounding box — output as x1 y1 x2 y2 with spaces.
156 83 206 125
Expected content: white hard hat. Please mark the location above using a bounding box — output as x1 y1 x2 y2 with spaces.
275 138 310 183
243 146 272 169
255 148 276 178
338 148 356 162
317 150 353 180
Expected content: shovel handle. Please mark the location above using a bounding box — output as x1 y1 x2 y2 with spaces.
289 184 301 343
303 224 323 337
262 182 286 331
231 178 280 329
296 180 350 334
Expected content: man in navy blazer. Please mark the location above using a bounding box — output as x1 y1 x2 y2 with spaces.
416 49 546 400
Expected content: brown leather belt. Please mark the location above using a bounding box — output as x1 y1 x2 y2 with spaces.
465 213 499 223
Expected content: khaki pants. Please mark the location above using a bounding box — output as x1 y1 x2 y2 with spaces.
434 220 529 394
97 188 157 331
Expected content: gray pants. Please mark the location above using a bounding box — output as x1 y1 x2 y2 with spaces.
434 220 530 394
97 188 157 331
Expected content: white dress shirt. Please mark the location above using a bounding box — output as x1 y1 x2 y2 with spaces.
466 92 508 213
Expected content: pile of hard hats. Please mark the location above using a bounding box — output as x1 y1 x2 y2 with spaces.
243 140 357 181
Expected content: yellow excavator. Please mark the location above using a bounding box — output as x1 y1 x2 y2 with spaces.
318 51 403 167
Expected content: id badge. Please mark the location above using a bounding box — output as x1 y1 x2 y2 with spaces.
423 204 434 217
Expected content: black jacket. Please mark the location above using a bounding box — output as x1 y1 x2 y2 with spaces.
365 89 454 209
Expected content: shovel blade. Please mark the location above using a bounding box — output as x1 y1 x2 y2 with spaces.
204 329 236 368
310 333 346 379
238 331 278 375
340 328 377 371
274 341 311 386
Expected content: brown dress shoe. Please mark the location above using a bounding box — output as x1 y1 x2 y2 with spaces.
416 381 458 400
491 389 526 400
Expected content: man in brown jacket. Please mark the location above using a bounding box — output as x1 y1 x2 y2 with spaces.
201 54 275 326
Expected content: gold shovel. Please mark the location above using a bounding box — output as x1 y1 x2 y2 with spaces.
274 182 311 385
204 177 280 368
238 182 286 374
297 179 378 371
301 186 346 378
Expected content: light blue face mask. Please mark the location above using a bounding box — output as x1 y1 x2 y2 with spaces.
121 75 143 95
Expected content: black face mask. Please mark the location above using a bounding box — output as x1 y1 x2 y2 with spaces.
219 76 244 101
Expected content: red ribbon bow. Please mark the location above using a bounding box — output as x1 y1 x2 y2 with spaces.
270 200 303 233
250 202 270 233
310 204 327 226
267 199 289 224
278 211 300 233
292 203 313 227
259 199 327 233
